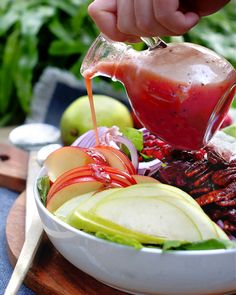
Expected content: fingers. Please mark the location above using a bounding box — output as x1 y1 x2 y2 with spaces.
117 0 199 37
116 0 178 37
116 0 137 36
152 0 200 35
88 0 200 43
88 0 139 42
134 0 176 36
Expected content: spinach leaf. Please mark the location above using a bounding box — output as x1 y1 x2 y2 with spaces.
162 239 236 251
96 231 143 250
37 176 50 206
122 127 144 152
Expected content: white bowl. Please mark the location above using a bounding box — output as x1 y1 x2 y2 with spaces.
34 168 236 295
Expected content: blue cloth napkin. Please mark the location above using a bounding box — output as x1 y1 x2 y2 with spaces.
0 188 35 295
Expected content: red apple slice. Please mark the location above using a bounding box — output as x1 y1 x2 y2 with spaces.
47 166 98 198
100 165 136 186
46 180 105 212
47 164 136 205
92 146 136 175
44 146 96 181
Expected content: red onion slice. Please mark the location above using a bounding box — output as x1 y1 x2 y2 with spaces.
140 128 150 140
72 127 108 147
114 135 139 172
71 126 162 176
100 127 139 171
138 158 162 176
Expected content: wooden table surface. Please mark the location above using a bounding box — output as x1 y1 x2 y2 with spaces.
0 126 29 192
0 126 16 144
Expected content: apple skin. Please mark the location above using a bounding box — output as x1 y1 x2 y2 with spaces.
92 196 203 242
73 188 122 213
46 180 104 212
47 164 136 201
44 145 136 184
99 183 220 240
66 183 208 243
45 146 96 182
67 209 166 245
93 146 136 175
132 175 159 184
46 164 137 212
47 166 97 197
54 191 96 220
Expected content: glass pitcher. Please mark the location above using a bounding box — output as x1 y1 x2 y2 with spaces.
81 34 236 151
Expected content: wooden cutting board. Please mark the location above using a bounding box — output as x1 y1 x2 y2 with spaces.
0 143 28 192
6 192 127 295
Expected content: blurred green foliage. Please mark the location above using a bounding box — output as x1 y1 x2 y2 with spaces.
0 0 98 126
0 0 235 126
183 1 236 68
183 1 236 108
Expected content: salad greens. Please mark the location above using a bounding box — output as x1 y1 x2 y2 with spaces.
96 232 143 250
162 239 236 251
222 124 236 138
37 175 50 206
122 127 143 152
95 232 236 251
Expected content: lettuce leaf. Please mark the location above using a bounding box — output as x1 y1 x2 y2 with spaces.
162 239 236 251
122 127 143 152
37 175 50 206
95 231 143 249
88 229 236 251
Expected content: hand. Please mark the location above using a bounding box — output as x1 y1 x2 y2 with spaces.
88 0 200 42
88 0 230 42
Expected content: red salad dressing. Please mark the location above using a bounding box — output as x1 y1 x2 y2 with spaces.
85 78 100 146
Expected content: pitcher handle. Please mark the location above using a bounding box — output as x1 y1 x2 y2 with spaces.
141 37 167 50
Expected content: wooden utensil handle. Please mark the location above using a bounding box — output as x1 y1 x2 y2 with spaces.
4 215 43 295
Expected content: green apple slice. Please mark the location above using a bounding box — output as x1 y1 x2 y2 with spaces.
122 184 229 239
91 185 218 240
62 184 228 244
134 184 228 240
68 186 204 242
67 209 167 245
124 183 199 207
76 188 122 212
54 191 95 220
54 188 121 221
91 196 203 242
213 223 229 240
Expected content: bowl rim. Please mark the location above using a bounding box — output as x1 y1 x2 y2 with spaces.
34 167 236 256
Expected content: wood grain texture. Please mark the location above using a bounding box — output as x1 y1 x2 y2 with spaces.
0 144 28 192
6 192 127 295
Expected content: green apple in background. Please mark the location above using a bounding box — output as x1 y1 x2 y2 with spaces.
60 95 134 145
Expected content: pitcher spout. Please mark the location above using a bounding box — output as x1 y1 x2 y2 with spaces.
80 34 132 80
